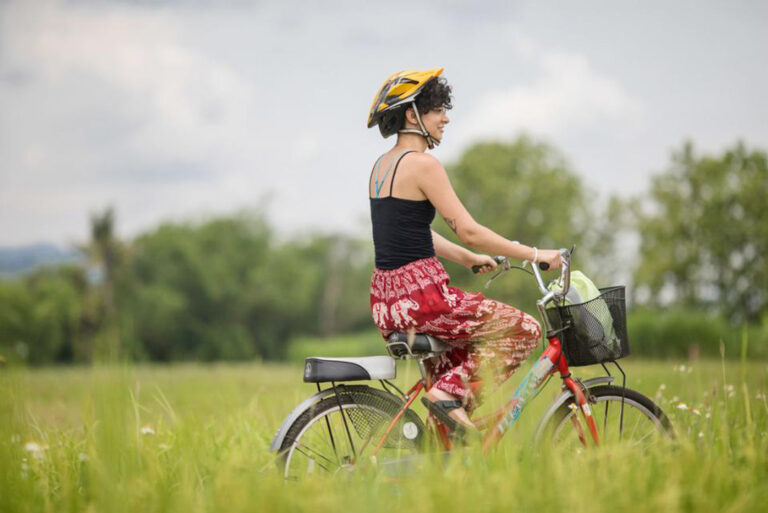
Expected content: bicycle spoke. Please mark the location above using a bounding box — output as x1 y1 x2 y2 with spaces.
279 393 426 479
284 436 337 467
630 427 658 448
627 409 644 440
548 387 670 450
293 445 333 473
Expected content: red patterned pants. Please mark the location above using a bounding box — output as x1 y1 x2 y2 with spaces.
370 257 541 411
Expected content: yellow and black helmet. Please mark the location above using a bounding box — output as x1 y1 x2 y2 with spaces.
366 68 444 146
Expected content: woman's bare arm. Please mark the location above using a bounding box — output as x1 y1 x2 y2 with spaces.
432 230 475 266
432 230 498 273
414 153 562 269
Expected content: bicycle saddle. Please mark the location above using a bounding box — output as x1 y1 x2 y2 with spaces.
386 332 449 359
303 356 396 383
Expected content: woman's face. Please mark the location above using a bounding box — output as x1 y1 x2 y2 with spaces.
406 106 450 143
421 107 450 141
421 106 450 143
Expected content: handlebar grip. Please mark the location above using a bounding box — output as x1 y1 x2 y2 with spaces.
538 248 570 271
472 255 506 274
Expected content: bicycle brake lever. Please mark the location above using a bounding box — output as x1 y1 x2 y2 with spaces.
484 258 511 289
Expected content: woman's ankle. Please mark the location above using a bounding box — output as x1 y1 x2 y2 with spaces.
425 389 476 429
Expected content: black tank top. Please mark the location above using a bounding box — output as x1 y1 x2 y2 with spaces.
369 151 436 270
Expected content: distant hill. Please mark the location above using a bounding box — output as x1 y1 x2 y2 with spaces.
0 243 83 277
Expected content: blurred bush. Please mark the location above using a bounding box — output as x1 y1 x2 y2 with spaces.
627 308 768 360
0 214 375 364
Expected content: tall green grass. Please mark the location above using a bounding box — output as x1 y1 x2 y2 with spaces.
1 350 766 512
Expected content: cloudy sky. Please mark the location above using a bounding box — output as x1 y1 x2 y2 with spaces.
1 0 766 247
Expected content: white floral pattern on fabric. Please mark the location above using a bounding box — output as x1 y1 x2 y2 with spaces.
390 298 419 328
370 256 541 411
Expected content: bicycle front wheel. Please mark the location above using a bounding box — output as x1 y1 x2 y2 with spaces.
544 385 674 449
277 387 426 480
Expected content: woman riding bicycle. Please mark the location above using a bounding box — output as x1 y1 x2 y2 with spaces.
367 68 562 431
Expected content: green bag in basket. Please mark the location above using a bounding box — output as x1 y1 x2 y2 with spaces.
547 271 620 353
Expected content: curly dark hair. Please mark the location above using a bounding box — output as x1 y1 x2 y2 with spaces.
415 76 453 114
378 77 453 138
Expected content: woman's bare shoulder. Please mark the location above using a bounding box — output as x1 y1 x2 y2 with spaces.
404 152 445 174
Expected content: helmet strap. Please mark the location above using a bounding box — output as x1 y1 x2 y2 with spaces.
397 102 439 149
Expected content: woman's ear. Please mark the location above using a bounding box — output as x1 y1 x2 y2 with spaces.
404 106 417 126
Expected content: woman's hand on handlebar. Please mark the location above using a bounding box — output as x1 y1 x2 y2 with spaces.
467 253 499 274
537 249 563 271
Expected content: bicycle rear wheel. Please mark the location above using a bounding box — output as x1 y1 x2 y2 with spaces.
277 387 426 480
545 385 674 449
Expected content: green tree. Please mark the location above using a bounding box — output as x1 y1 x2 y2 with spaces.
83 207 122 360
437 137 619 310
117 214 374 361
0 265 93 364
633 142 768 323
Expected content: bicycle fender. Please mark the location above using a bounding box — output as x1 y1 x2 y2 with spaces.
532 376 614 445
270 387 343 452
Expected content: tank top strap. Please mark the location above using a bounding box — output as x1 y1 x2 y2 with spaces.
368 154 385 197
387 150 415 197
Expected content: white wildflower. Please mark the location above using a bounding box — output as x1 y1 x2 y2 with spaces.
676 402 689 411
756 392 765 401
705 412 711 419
672 396 680 403
659 384 667 391
158 443 171 451
698 432 704 438
140 425 155 436
24 441 48 459
24 441 42 452
691 408 701 416
77 453 89 462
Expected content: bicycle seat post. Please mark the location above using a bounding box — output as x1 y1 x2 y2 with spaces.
417 358 429 382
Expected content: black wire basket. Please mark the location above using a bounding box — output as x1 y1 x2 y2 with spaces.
545 286 630 367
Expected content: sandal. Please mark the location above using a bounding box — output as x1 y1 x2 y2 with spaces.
422 396 464 432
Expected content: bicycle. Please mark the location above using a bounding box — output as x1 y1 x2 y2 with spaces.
270 248 674 479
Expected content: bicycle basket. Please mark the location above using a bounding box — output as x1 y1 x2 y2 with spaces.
545 286 630 367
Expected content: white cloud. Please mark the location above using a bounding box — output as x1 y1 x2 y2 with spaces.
458 48 645 143
0 1 765 246
0 0 270 243
19 0 259 166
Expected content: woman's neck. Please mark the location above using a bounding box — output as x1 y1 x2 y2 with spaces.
395 133 428 152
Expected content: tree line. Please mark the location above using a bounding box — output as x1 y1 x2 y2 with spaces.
0 137 766 364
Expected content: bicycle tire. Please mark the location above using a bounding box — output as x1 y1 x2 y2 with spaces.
543 385 674 449
277 386 426 479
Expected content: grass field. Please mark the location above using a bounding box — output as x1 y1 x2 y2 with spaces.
1 334 767 512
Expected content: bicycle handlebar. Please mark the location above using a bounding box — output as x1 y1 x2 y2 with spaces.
472 247 572 304
471 255 551 274
471 256 508 274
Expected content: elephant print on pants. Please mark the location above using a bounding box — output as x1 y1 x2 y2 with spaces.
370 256 541 412
390 298 420 328
371 302 389 326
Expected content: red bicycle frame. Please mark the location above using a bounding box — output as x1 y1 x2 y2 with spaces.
368 249 601 457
